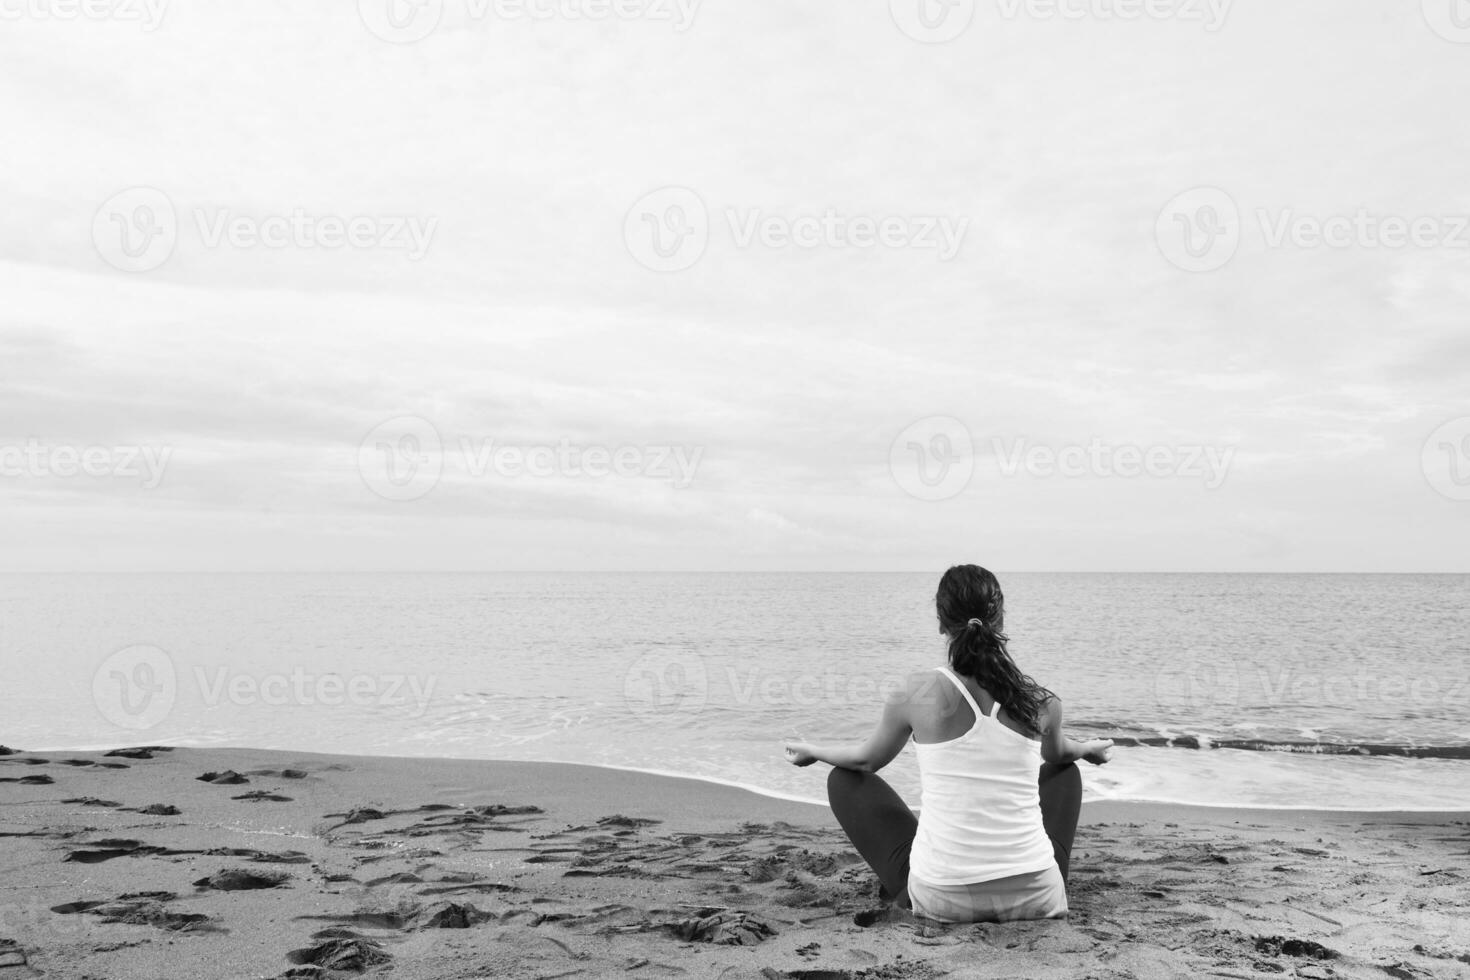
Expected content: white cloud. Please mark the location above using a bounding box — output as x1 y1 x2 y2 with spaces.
0 1 1465 571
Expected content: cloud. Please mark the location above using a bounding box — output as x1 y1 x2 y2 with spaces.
1 2 1465 571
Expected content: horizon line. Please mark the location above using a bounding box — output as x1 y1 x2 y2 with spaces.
1 569 1466 576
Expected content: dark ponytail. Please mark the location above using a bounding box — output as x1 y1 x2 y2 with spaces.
936 565 1054 735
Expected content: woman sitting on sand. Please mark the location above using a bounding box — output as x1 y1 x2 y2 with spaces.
783 564 1113 923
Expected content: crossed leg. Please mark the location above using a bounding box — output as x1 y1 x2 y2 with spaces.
826 767 917 906
826 761 1083 908
1037 760 1083 882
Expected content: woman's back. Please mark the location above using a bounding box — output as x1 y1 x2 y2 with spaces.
907 667 1058 886
792 564 1104 924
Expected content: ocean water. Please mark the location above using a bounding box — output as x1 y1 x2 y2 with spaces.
3 572 1467 811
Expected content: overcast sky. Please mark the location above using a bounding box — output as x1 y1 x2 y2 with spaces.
2 0 1467 572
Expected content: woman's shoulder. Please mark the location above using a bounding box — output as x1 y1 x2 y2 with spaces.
1040 693 1064 726
895 669 942 695
888 669 949 707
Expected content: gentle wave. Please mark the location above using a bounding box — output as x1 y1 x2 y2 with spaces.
1110 736 1470 759
7 571 1469 811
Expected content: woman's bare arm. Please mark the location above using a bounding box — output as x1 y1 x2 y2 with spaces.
1040 697 1114 766
783 676 918 773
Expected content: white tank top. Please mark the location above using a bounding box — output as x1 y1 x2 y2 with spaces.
907 667 1059 886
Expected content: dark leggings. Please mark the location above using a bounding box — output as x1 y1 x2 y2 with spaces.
826 762 1083 908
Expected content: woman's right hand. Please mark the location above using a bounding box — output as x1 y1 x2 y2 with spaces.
783 742 818 767
1081 739 1114 765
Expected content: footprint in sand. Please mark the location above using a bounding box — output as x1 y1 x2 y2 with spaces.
130 803 182 815
661 907 777 946
417 902 495 929
299 900 495 932
194 868 291 891
285 936 390 973
324 806 387 830
1252 935 1338 960
65 838 311 865
65 839 168 864
415 880 520 898
233 790 294 802
324 802 544 838
0 938 41 978
196 770 250 785
60 796 121 807
357 847 443 865
599 814 661 829
403 804 545 835
217 847 312 864
106 747 174 760
50 892 217 932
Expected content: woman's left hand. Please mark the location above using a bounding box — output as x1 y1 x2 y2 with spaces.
783 742 818 767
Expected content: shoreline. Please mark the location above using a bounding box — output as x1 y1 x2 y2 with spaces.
17 741 1470 816
3 744 1468 979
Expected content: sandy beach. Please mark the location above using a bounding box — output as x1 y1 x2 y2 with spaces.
1 744 1467 980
